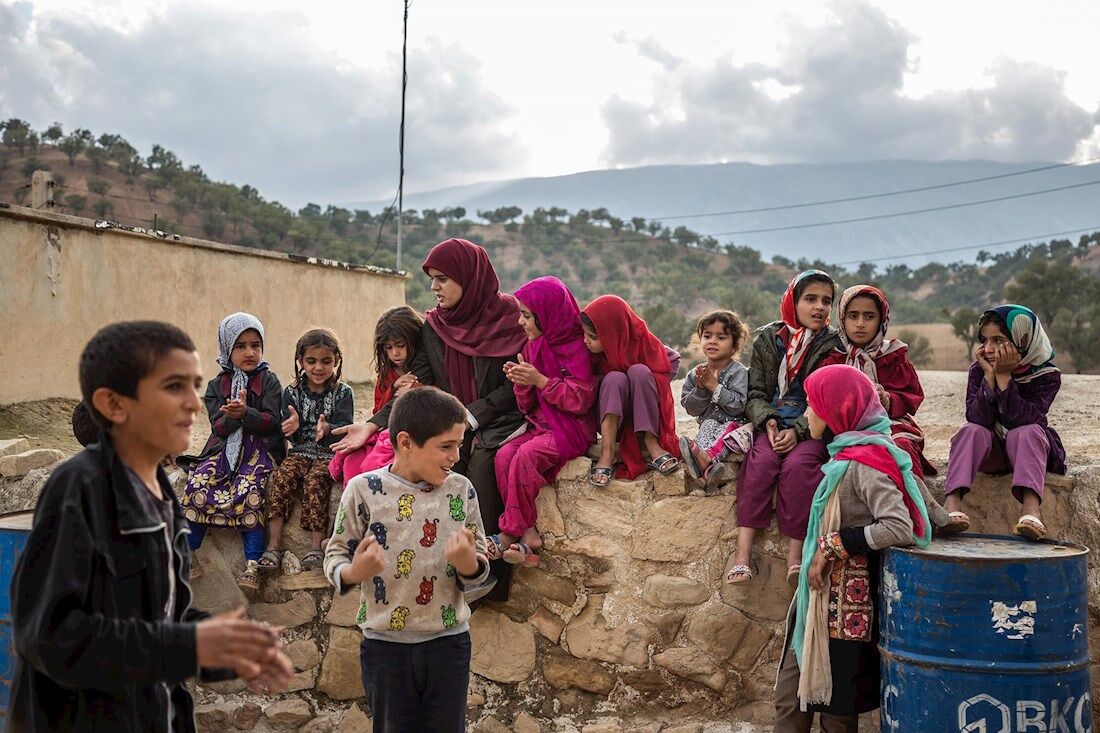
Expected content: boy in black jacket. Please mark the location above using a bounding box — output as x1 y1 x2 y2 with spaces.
7 321 292 733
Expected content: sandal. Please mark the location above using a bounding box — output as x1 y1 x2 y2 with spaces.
786 564 801 589
237 560 260 591
725 564 754 584
703 462 736 494
1014 514 1046 541
940 511 971 535
486 534 507 561
502 541 540 568
256 549 282 573
301 550 325 570
647 453 680 476
587 466 614 488
679 437 702 480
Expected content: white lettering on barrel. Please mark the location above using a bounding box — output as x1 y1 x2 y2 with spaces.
1049 697 1074 733
1074 693 1092 733
882 685 900 730
959 693 1011 733
1016 700 1047 732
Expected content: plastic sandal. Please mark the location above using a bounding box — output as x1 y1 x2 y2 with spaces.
502 541 540 568
237 560 260 591
301 550 325 570
587 466 614 488
485 534 507 561
940 511 971 535
647 453 680 476
256 549 282 572
725 564 754 584
679 437 702 480
1014 514 1046 541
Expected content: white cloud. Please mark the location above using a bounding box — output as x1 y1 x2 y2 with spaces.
0 1 521 206
602 1 1100 167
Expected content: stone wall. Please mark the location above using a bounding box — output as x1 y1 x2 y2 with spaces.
4 433 1096 732
0 203 406 404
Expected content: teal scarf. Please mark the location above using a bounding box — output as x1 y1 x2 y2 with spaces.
791 415 932 665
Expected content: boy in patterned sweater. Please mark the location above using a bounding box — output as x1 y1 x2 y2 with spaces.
324 386 494 733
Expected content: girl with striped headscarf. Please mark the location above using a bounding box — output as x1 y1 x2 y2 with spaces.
944 304 1065 540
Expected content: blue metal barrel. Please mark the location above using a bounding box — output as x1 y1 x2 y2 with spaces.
0 511 33 721
880 534 1092 732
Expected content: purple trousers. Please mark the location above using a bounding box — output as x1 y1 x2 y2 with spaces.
946 423 1050 503
599 365 661 436
736 432 828 540
494 428 565 537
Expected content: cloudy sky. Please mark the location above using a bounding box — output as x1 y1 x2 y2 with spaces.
2 0 1098 207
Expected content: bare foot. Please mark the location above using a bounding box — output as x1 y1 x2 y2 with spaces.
520 527 543 551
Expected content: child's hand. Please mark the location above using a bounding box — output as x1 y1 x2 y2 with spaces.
504 354 548 388
243 649 295 695
343 535 386 585
394 375 420 397
331 422 378 453
973 344 994 376
773 428 797 455
695 364 717 392
196 607 283 677
808 547 831 591
766 418 779 446
993 342 1021 375
281 405 299 438
445 527 479 576
315 415 329 442
220 389 248 420
876 383 891 410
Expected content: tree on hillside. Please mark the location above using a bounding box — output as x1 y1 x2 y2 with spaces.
897 329 934 367
477 205 522 224
58 133 86 165
43 122 63 144
1050 302 1100 374
87 178 110 197
64 193 87 215
86 145 108 173
118 153 144 183
0 153 10 182
26 131 39 156
201 210 226 239
1005 260 1087 326
947 307 980 355
2 118 31 155
93 199 114 219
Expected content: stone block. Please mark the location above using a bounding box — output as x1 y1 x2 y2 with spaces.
651 469 690 496
687 602 773 668
515 566 578 606
297 716 335 733
535 485 565 536
513 712 542 733
470 608 536 683
278 570 331 591
642 575 710 608
335 704 372 733
0 449 64 478
529 605 565 643
0 438 29 457
286 667 318 692
474 716 511 733
630 496 734 562
563 597 653 668
653 647 726 691
232 701 262 730
556 457 589 483
317 627 366 700
646 610 685 644
719 552 791 622
249 592 317 629
264 698 313 729
286 637 322 671
189 542 248 615
543 653 616 694
195 704 230 732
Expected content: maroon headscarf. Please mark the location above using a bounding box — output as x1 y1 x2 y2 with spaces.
422 238 528 405
514 277 596 458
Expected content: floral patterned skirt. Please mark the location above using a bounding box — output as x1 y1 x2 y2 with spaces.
181 433 273 529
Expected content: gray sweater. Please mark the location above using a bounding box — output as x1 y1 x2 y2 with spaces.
680 360 749 425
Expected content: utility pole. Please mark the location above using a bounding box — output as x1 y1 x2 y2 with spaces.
395 0 409 271
30 170 55 210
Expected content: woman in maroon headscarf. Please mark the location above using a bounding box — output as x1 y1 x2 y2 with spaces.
333 238 529 598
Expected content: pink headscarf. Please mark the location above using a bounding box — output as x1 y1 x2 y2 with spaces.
514 277 595 458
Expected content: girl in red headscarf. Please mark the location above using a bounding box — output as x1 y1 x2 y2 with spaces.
822 285 935 479
732 270 841 586
581 295 681 485
489 277 597 566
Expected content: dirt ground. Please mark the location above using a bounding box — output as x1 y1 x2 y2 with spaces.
3 372 1098 469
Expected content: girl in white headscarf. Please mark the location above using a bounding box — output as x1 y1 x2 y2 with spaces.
179 312 285 591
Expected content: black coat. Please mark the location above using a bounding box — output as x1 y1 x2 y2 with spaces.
6 438 231 733
178 368 285 471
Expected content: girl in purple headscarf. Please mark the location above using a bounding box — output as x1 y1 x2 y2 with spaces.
491 277 598 565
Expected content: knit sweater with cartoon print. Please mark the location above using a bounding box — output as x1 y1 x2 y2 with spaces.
324 467 493 643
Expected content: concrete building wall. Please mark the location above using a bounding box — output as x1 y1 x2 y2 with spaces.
0 204 406 404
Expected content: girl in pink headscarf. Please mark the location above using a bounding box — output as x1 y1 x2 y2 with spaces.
490 277 597 566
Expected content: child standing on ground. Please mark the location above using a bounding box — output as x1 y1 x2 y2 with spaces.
680 310 752 492
262 328 354 573
774 364 934 732
943 305 1065 540
179 312 284 590
582 294 681 486
731 270 841 586
490 276 597 566
330 306 424 487
822 285 935 479
324 387 493 733
8 321 292 732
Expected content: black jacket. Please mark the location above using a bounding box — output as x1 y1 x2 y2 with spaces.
6 437 230 733
178 367 285 471
369 322 524 449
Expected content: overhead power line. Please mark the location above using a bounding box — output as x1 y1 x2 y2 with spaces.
651 155 1100 221
830 225 1100 266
